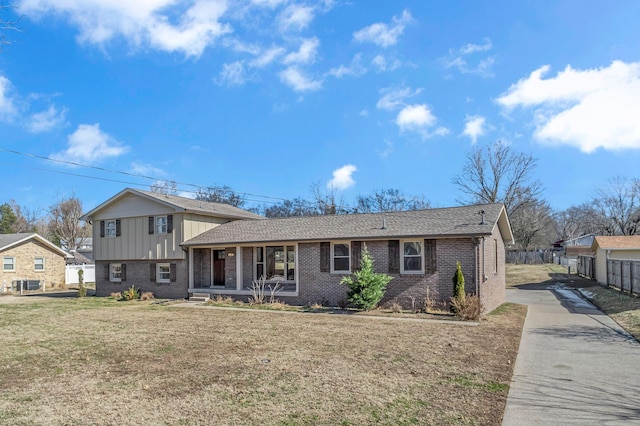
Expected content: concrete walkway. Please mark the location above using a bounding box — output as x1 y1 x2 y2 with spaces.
502 286 640 425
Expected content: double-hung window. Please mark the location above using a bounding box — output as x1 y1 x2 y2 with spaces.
34 257 45 271
401 240 424 274
331 242 350 274
157 263 171 283
155 216 168 234
105 220 117 237
110 263 122 282
3 256 15 272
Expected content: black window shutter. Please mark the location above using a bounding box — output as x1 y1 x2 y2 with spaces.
388 240 400 274
104 263 110 279
115 219 121 237
425 239 437 274
170 263 176 282
320 242 330 272
351 241 362 271
121 264 127 281
150 263 156 281
100 221 105 238
167 215 173 234
148 216 154 234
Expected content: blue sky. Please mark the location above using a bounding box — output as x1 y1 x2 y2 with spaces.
1 0 640 214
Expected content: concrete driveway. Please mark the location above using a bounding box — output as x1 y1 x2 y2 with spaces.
502 285 640 425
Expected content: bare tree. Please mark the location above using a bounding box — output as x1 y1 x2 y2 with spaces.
9 200 41 233
259 197 319 218
48 195 89 250
452 141 543 216
150 180 178 195
310 182 351 215
195 185 245 208
356 189 430 213
510 201 555 250
592 177 640 235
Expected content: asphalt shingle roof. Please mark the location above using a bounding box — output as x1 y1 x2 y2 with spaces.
182 203 507 246
0 233 36 250
592 235 640 250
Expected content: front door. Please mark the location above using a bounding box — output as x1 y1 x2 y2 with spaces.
213 250 226 286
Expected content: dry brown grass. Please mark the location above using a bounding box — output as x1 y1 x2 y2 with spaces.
0 296 526 425
506 263 569 287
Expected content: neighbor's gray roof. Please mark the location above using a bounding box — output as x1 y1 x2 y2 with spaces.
0 233 70 257
182 203 511 246
81 188 264 221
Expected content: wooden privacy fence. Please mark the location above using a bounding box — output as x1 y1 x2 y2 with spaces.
577 255 595 279
607 259 640 296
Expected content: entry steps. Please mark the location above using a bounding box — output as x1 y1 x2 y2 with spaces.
189 292 211 302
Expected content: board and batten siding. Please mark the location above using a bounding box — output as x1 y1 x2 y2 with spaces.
93 212 229 261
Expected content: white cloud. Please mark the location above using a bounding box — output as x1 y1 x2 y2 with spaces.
130 162 167 177
52 123 128 164
27 105 67 133
0 75 18 122
376 86 422 111
371 54 401 72
395 104 447 138
215 61 247 86
353 9 412 47
18 0 231 57
283 37 319 65
443 37 495 78
251 0 288 8
277 3 314 32
377 139 394 159
279 67 322 92
327 164 357 190
462 115 486 144
497 61 640 153
326 54 366 78
250 46 285 67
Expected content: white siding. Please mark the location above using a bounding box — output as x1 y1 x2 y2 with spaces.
92 193 174 220
183 214 228 241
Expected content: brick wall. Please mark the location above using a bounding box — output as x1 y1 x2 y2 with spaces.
478 226 506 313
95 259 188 299
0 240 66 290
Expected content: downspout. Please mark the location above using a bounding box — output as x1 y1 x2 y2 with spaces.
472 237 479 297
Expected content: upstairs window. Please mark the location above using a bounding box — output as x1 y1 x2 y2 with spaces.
155 216 167 234
106 220 117 237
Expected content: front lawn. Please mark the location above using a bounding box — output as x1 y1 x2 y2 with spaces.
0 296 525 425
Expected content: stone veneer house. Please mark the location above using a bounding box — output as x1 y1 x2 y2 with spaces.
0 233 68 291
83 188 514 312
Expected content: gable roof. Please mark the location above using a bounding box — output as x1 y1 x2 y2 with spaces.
0 233 69 257
182 203 513 246
80 188 264 221
591 235 640 251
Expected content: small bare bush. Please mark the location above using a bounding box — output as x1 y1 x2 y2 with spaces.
211 295 234 304
140 292 154 301
110 292 122 299
450 294 484 320
388 301 403 313
424 289 436 313
310 302 324 310
249 277 282 305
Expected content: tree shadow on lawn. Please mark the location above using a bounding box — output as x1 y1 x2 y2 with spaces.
513 273 599 291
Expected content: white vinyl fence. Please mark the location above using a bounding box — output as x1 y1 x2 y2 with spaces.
65 264 96 285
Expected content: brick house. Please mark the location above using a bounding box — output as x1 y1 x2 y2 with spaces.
83 189 513 312
182 203 513 313
80 188 264 299
0 233 68 291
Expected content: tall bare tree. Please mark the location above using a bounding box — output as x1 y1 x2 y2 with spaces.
9 200 41 233
355 189 430 213
510 201 555 250
592 177 640 235
452 141 543 216
48 195 89 250
195 185 245 208
150 180 178 195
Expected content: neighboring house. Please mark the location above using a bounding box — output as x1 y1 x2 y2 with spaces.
65 237 94 265
590 236 640 284
80 188 264 299
0 233 68 291
83 189 514 312
182 202 513 312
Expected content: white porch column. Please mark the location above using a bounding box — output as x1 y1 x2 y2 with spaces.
236 246 242 291
188 247 194 291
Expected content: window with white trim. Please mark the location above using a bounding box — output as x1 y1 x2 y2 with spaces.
34 257 45 271
331 242 350 274
3 256 15 272
255 246 296 281
155 216 168 234
401 240 424 274
110 263 122 282
105 220 117 237
157 263 171 283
